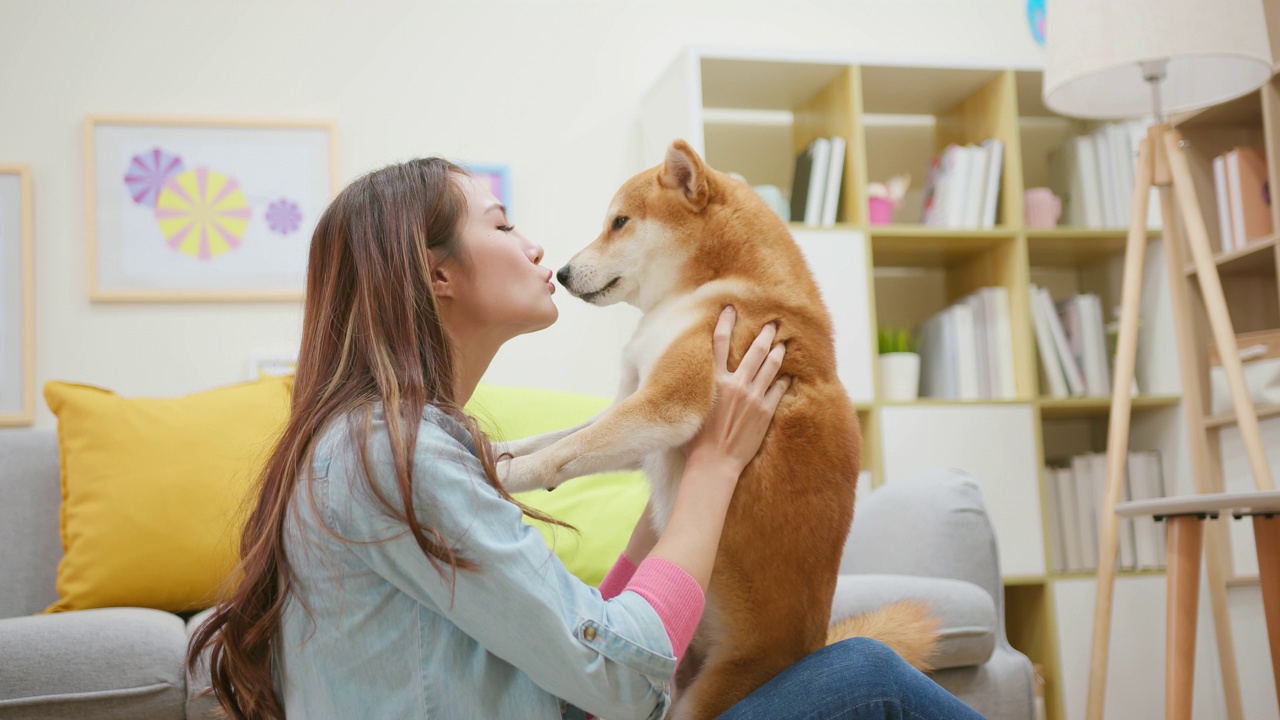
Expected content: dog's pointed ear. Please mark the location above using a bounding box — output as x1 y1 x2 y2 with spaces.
658 139 710 211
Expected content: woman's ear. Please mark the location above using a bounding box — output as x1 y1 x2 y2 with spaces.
431 264 455 299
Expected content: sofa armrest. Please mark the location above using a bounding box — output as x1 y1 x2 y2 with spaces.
0 429 62 619
830 574 996 671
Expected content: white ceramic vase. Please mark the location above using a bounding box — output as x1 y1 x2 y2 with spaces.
879 352 921 402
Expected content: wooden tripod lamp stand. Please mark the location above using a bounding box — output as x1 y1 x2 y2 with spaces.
1044 1 1277 718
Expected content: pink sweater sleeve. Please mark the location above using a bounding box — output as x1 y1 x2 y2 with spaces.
597 553 638 600
621 557 705 664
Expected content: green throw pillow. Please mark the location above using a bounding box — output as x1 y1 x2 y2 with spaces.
464 384 649 585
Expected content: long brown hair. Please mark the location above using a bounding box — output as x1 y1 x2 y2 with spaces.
187 158 565 719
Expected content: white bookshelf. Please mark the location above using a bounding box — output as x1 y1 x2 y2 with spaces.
634 47 1280 720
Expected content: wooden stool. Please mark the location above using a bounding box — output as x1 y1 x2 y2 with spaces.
1115 491 1280 719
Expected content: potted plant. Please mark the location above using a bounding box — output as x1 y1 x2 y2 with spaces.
878 326 920 402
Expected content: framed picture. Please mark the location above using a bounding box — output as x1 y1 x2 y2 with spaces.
0 165 34 426
86 116 338 302
467 164 511 215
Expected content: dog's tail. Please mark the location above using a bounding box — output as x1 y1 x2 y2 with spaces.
826 599 942 672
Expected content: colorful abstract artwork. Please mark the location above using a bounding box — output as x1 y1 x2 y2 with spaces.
124 148 185 207
265 198 303 236
89 117 334 300
1027 0 1046 47
467 164 512 216
154 168 252 259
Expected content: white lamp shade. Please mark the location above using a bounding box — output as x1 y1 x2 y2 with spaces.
1044 0 1274 119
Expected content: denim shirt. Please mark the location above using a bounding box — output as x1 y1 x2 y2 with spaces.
274 404 675 719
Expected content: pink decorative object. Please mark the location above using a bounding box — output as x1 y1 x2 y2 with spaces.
123 147 185 207
868 197 893 225
265 198 303 235
1024 187 1062 228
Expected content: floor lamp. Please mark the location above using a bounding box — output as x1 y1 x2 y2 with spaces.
1043 1 1275 718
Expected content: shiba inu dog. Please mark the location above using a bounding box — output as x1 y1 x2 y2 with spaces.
499 140 940 719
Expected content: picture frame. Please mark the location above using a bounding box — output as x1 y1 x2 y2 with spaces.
0 164 35 426
86 116 338 302
467 163 512 216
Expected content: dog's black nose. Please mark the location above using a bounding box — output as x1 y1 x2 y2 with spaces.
556 265 572 286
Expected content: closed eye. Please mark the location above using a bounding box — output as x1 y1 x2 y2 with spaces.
612 216 629 232
498 225 514 232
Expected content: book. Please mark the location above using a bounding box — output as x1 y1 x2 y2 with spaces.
1071 454 1099 570
790 143 815 224
1227 146 1273 245
1077 135 1104 227
1079 294 1111 396
967 292 992 398
1045 469 1069 573
790 138 831 226
1055 467 1085 571
952 304 980 400
1214 154 1234 252
1109 123 1135 227
1030 284 1069 398
820 136 847 227
1038 287 1086 396
989 286 1017 399
1090 453 1136 570
1093 127 1118 226
963 144 989 228
980 139 1004 228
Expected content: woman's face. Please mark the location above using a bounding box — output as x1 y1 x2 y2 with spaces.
439 174 558 341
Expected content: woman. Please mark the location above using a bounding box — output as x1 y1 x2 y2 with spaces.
188 157 985 720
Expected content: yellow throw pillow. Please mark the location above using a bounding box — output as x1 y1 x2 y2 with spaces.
43 377 293 613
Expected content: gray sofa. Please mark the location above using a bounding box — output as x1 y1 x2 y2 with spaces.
0 428 1033 719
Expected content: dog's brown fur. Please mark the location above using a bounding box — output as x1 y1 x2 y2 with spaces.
501 140 940 719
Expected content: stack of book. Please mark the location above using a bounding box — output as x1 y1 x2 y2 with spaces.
1047 120 1162 229
1045 451 1168 573
790 136 846 227
920 139 1004 228
917 286 1017 400
1029 285 1117 398
1212 146 1273 252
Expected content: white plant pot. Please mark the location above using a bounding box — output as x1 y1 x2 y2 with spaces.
879 352 921 402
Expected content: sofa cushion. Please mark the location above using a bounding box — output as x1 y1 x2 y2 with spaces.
465 384 649 586
43 377 293 613
830 574 997 670
0 607 186 720
185 608 220 720
0 429 62 619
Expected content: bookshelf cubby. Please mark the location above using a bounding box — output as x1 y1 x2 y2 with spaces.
641 47 1280 720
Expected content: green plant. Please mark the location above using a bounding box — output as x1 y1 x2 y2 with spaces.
878 326 917 355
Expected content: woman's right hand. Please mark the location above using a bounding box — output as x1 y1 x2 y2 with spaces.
683 306 790 479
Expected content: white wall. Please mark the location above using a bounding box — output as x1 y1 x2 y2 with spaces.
0 0 1045 427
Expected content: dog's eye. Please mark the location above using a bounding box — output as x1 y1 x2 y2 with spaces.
612 216 629 232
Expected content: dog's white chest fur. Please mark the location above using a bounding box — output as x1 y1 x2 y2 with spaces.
620 279 750 535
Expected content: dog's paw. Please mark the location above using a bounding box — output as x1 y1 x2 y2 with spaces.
497 454 558 493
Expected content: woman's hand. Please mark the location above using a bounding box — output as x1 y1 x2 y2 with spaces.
683 305 790 478
647 306 791 590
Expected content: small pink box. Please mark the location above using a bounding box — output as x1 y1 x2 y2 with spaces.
868 197 893 225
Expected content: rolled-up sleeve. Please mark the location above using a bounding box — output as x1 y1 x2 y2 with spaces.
327 416 677 720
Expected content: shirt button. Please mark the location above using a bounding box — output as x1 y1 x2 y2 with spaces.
583 625 597 641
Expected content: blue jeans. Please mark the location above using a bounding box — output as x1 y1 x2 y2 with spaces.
719 637 987 719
